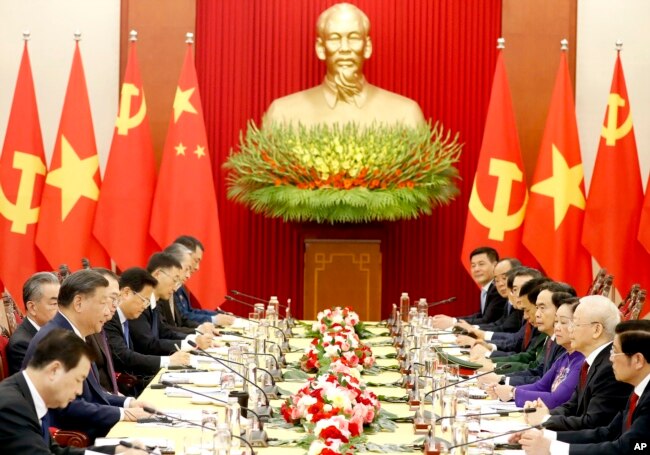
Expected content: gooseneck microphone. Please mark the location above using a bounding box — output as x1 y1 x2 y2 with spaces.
118 440 157 454
423 363 512 399
427 296 457 308
446 423 545 450
141 406 257 453
231 290 288 309
434 407 536 423
187 340 272 416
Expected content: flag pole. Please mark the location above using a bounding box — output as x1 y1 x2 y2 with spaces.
186 32 194 44
497 37 505 49
560 38 568 52
22 30 30 41
129 29 138 42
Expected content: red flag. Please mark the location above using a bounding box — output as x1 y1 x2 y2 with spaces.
640 176 650 256
36 41 109 269
150 43 227 307
461 47 531 277
582 51 650 297
0 41 48 309
94 39 157 270
522 50 592 291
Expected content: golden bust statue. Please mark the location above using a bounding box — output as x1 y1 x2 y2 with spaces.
263 3 425 128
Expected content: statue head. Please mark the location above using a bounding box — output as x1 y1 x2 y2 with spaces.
315 3 372 99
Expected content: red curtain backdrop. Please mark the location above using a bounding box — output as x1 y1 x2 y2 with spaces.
195 0 502 318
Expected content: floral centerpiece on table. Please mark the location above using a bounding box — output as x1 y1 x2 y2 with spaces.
281 362 381 454
224 122 462 223
308 306 374 340
300 327 375 373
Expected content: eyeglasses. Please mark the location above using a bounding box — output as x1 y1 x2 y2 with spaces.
609 347 627 358
159 269 181 284
134 292 151 308
568 321 601 329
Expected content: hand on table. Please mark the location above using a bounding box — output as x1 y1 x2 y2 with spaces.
476 372 501 386
456 334 477 347
520 428 551 455
469 344 491 361
170 350 191 366
431 315 454 330
523 398 549 426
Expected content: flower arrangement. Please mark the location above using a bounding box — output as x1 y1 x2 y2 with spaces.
224 122 462 223
300 328 375 373
280 366 381 454
308 307 373 340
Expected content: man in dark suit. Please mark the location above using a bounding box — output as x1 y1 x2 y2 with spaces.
473 258 522 333
524 295 633 431
86 268 121 395
7 272 60 375
432 246 506 328
173 235 234 326
157 243 213 335
106 267 190 384
520 319 650 454
22 270 152 440
0 328 145 454
128 253 212 356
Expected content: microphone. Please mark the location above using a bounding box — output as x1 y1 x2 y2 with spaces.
428 296 457 308
118 440 157 454
224 296 262 322
446 423 545 450
217 331 286 366
423 363 512 398
159 382 268 447
231 290 288 308
187 340 272 419
141 406 257 453
435 407 536 423
191 351 280 398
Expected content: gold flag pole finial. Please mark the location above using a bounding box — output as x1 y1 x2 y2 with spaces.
185 32 194 44
615 40 623 51
73 30 82 41
129 30 138 42
22 30 31 41
497 37 505 49
560 39 569 51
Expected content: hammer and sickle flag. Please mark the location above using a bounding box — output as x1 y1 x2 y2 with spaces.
461 47 532 279
36 41 109 269
94 38 157 270
582 51 650 303
0 41 48 310
522 50 592 293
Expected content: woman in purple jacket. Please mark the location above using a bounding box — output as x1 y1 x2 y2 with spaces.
488 295 584 409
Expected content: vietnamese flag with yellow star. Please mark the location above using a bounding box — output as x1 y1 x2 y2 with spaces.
582 51 650 298
93 39 157 270
0 41 49 308
150 42 227 307
36 41 109 269
461 46 533 279
522 49 591 292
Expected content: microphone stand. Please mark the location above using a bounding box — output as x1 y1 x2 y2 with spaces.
188 341 273 420
157 384 269 447
423 363 512 399
141 406 257 453
218 331 286 368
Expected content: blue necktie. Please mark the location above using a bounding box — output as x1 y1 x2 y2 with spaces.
41 413 50 445
123 320 130 349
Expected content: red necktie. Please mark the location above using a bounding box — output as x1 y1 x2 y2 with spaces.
523 323 533 349
626 393 639 431
579 361 589 389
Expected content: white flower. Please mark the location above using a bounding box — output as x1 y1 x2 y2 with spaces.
308 439 328 455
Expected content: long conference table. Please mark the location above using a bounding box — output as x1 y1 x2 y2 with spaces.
105 322 524 454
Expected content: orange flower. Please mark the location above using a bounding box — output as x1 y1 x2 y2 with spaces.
274 178 282 186
406 181 415 188
343 179 352 189
369 179 380 189
395 169 403 177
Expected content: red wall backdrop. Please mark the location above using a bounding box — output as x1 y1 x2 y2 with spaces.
195 0 502 319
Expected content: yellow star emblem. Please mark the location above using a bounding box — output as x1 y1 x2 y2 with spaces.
173 86 197 122
175 143 186 156
194 145 206 159
45 135 100 221
530 144 585 230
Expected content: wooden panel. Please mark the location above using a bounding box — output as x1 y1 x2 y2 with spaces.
502 0 577 178
120 0 196 163
304 240 382 322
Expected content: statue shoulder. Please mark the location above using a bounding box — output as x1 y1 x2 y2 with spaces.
263 86 326 126
366 85 426 127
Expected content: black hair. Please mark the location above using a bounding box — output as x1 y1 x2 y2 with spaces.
57 270 109 308
28 328 95 370
616 320 650 363
119 267 158 293
146 252 182 274
469 246 499 263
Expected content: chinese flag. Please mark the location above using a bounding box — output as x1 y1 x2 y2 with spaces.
523 50 592 292
36 41 109 269
150 43 227 307
640 176 650 256
0 41 48 309
94 39 157 270
461 47 531 278
582 51 650 299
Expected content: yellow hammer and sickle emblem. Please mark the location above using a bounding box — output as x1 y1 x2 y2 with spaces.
601 93 633 146
115 83 147 135
0 151 46 234
468 158 528 241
